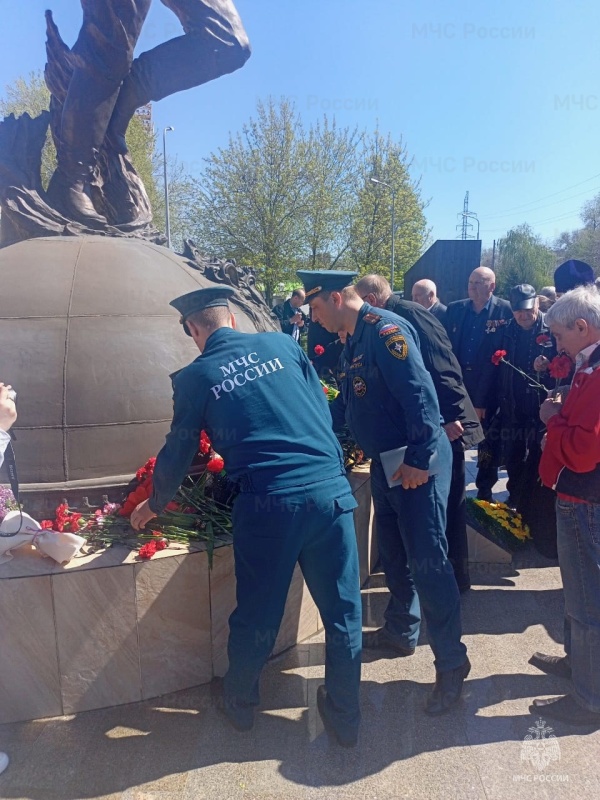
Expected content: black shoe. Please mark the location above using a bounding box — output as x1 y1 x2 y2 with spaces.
530 694 600 727
316 685 358 748
425 658 471 715
476 492 493 502
210 678 254 732
362 628 415 656
458 583 472 595
529 652 571 680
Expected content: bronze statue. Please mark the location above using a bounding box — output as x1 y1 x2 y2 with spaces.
0 0 250 243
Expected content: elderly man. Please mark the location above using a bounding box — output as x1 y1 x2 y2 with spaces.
355 274 482 593
444 267 513 500
529 286 600 727
0 382 17 777
492 285 557 554
131 286 362 747
411 279 447 323
299 269 470 716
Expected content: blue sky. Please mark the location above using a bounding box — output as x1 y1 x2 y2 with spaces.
2 0 600 250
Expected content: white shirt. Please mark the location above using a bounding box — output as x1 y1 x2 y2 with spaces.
0 429 11 470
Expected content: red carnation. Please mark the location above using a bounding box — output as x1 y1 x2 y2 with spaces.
314 345 325 356
536 334 551 346
138 541 158 559
40 520 54 530
548 354 572 380
199 430 211 455
207 456 225 473
322 386 329 396
491 349 507 366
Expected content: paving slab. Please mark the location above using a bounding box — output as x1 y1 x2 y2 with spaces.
1 534 599 799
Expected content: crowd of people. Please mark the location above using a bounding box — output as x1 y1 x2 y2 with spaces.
4 258 599 757
131 256 600 745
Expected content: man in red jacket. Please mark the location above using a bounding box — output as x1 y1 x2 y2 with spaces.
530 286 600 726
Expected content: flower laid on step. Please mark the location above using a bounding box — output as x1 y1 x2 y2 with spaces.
466 498 531 551
491 350 547 391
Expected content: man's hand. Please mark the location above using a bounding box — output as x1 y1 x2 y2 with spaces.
539 397 562 425
130 499 157 531
0 384 17 432
443 420 464 442
475 407 486 421
533 355 550 372
392 463 429 490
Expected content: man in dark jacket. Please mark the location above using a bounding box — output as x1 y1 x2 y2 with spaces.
280 289 309 340
493 285 557 555
411 279 447 324
444 267 513 500
355 275 483 593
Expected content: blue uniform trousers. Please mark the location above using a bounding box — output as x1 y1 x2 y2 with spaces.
369 435 467 673
224 475 362 732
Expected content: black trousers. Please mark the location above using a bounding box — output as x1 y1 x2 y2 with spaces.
446 441 470 589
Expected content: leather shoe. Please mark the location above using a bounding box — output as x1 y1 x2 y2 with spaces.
210 678 254 732
362 627 415 656
425 658 471 715
529 652 571 680
316 685 358 748
530 694 600 727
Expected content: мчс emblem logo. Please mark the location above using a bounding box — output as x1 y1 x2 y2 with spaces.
385 334 408 360
353 376 367 397
520 718 561 772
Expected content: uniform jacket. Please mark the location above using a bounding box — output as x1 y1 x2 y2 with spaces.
384 296 483 448
444 294 513 409
539 344 600 503
150 328 345 512
330 304 442 469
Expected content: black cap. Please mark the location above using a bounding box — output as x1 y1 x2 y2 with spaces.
296 269 358 300
509 284 537 311
170 286 235 335
554 260 595 293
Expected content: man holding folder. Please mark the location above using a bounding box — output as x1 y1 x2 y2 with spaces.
298 270 470 715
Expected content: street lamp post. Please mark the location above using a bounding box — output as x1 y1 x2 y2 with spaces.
163 126 174 248
370 178 396 290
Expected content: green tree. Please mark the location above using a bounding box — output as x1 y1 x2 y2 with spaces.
191 99 429 300
348 131 429 289
496 223 555 293
190 98 312 304
554 192 600 272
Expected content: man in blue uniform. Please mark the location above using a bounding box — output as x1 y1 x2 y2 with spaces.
131 286 362 747
298 270 470 715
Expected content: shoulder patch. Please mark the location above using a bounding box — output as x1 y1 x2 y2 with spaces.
363 312 382 325
379 323 400 337
385 333 409 360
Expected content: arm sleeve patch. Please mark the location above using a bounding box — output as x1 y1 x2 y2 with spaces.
385 333 409 360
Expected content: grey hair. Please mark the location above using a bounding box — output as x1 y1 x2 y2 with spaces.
545 285 600 329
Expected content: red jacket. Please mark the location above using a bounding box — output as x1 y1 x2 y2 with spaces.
539 359 600 499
